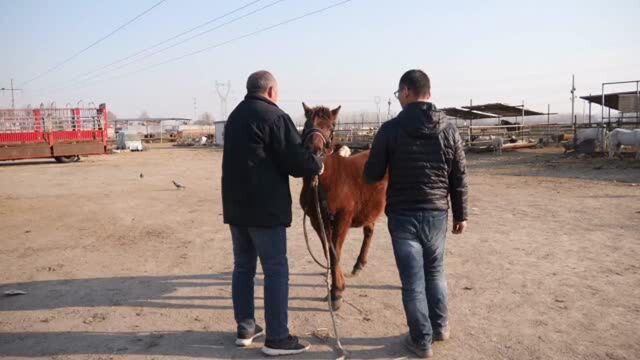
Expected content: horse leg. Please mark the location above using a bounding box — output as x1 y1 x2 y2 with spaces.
616 143 623 159
351 223 374 276
308 203 331 260
608 141 615 160
328 214 351 310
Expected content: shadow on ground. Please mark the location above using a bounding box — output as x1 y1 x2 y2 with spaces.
0 272 399 312
0 330 407 359
0 159 61 167
0 272 403 359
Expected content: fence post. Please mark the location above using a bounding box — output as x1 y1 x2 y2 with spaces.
547 104 550 142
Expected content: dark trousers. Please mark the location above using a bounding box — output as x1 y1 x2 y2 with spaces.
230 225 289 341
388 210 449 346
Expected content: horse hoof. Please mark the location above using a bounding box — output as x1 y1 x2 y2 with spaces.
351 266 362 277
331 297 343 311
322 295 343 311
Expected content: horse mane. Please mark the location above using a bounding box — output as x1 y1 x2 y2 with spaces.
304 106 333 129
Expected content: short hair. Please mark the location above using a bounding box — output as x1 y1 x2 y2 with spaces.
399 69 431 97
246 70 276 94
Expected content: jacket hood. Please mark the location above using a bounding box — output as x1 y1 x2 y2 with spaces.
397 102 440 138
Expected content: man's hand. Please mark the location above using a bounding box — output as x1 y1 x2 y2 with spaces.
452 221 467 235
318 163 324 175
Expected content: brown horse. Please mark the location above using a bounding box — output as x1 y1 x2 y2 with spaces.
299 103 387 310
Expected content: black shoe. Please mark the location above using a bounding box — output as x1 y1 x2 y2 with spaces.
262 335 311 356
235 324 264 347
433 326 450 342
404 335 433 358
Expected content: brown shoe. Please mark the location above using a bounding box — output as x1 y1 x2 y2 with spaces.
404 335 433 358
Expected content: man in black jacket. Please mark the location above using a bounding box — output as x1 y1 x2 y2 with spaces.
364 70 468 358
222 71 322 356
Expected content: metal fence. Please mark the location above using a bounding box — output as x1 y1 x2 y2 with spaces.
461 124 575 145
332 120 579 148
0 107 104 133
0 109 39 133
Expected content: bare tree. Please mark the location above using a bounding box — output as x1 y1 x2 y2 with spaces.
138 111 150 119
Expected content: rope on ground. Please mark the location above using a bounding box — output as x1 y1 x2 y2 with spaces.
301 175 348 359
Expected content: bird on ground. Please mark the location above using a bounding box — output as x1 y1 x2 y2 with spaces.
172 180 186 190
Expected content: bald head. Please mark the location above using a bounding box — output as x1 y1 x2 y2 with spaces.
246 70 278 103
247 70 276 92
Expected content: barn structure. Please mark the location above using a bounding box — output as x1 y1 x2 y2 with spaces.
580 86 640 127
442 102 551 144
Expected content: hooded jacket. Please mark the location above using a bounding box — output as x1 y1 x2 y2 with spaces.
363 102 468 222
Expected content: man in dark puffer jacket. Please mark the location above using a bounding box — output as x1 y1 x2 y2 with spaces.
364 69 468 359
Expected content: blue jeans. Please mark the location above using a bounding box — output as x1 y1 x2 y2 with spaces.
388 210 449 346
230 225 289 341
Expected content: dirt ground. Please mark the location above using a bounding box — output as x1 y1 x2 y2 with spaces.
1 145 639 360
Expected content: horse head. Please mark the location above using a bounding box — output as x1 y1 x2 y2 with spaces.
301 102 341 156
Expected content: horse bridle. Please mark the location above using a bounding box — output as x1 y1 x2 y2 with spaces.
302 127 334 155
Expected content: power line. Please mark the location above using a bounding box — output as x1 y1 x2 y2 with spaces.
69 0 263 83
85 0 286 80
80 0 354 89
21 0 168 86
34 0 285 96
38 0 353 97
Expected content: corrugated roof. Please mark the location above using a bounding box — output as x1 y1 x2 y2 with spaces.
462 103 544 117
441 107 498 120
580 91 640 111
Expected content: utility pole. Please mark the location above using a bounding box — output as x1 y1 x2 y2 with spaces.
571 74 576 140
570 74 576 125
215 81 231 121
374 96 381 126
0 79 23 109
193 97 197 122
469 99 473 143
521 99 525 141
547 104 551 141
387 98 392 120
588 93 592 126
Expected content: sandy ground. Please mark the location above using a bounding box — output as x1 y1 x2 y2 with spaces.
1 145 639 360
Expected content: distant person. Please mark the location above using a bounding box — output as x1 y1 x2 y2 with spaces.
221 70 323 356
364 69 469 358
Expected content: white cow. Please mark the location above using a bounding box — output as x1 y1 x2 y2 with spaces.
608 128 640 160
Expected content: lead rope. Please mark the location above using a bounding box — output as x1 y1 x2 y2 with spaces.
303 213 329 270
302 175 348 359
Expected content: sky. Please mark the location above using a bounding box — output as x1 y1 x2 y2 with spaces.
1 0 639 121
